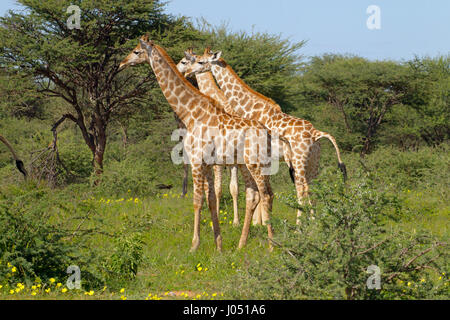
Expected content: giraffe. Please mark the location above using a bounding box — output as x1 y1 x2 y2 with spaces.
177 49 240 226
119 36 276 250
0 134 28 178
184 49 347 225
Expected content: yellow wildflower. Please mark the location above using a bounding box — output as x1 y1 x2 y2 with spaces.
120 295 127 300
31 291 37 296
56 283 62 288
11 267 17 273
49 278 55 284
62 288 68 293
9 289 14 294
120 288 125 293
45 288 51 293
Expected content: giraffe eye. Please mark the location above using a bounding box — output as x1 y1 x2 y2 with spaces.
181 61 187 65
198 61 205 65
134 51 140 55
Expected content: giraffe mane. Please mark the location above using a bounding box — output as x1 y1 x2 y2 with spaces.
217 58 279 106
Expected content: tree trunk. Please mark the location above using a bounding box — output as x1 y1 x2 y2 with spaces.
92 128 107 184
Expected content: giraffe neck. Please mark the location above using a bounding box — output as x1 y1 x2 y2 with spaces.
195 72 235 115
211 60 283 128
150 46 215 126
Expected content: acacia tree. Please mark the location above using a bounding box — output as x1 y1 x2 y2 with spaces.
0 0 190 178
405 56 450 146
301 55 412 157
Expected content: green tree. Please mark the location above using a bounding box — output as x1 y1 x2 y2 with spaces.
0 68 47 119
0 0 193 178
404 55 450 146
300 55 412 156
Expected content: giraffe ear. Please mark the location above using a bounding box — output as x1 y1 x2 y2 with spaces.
184 50 195 63
210 51 222 61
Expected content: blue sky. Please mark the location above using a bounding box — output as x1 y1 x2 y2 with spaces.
1 0 449 61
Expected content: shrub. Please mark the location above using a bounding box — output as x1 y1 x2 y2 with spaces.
102 231 144 284
0 184 76 284
225 171 448 299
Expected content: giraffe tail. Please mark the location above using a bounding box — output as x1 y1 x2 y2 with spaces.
313 130 347 182
280 137 296 185
15 160 28 178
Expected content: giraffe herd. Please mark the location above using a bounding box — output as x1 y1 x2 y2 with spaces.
119 35 347 252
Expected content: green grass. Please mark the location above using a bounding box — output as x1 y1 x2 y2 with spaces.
1 176 447 300
0 187 298 300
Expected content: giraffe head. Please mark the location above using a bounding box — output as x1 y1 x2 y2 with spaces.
118 34 151 70
176 48 197 75
184 48 222 78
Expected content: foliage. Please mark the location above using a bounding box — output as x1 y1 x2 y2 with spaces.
225 171 448 300
103 230 144 283
0 183 78 284
0 0 195 174
300 54 414 155
0 69 47 120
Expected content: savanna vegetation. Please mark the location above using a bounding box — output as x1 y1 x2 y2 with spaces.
0 0 448 300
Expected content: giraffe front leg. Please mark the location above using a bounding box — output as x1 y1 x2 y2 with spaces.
229 165 239 226
256 176 274 251
190 165 205 252
237 165 260 249
206 165 222 252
